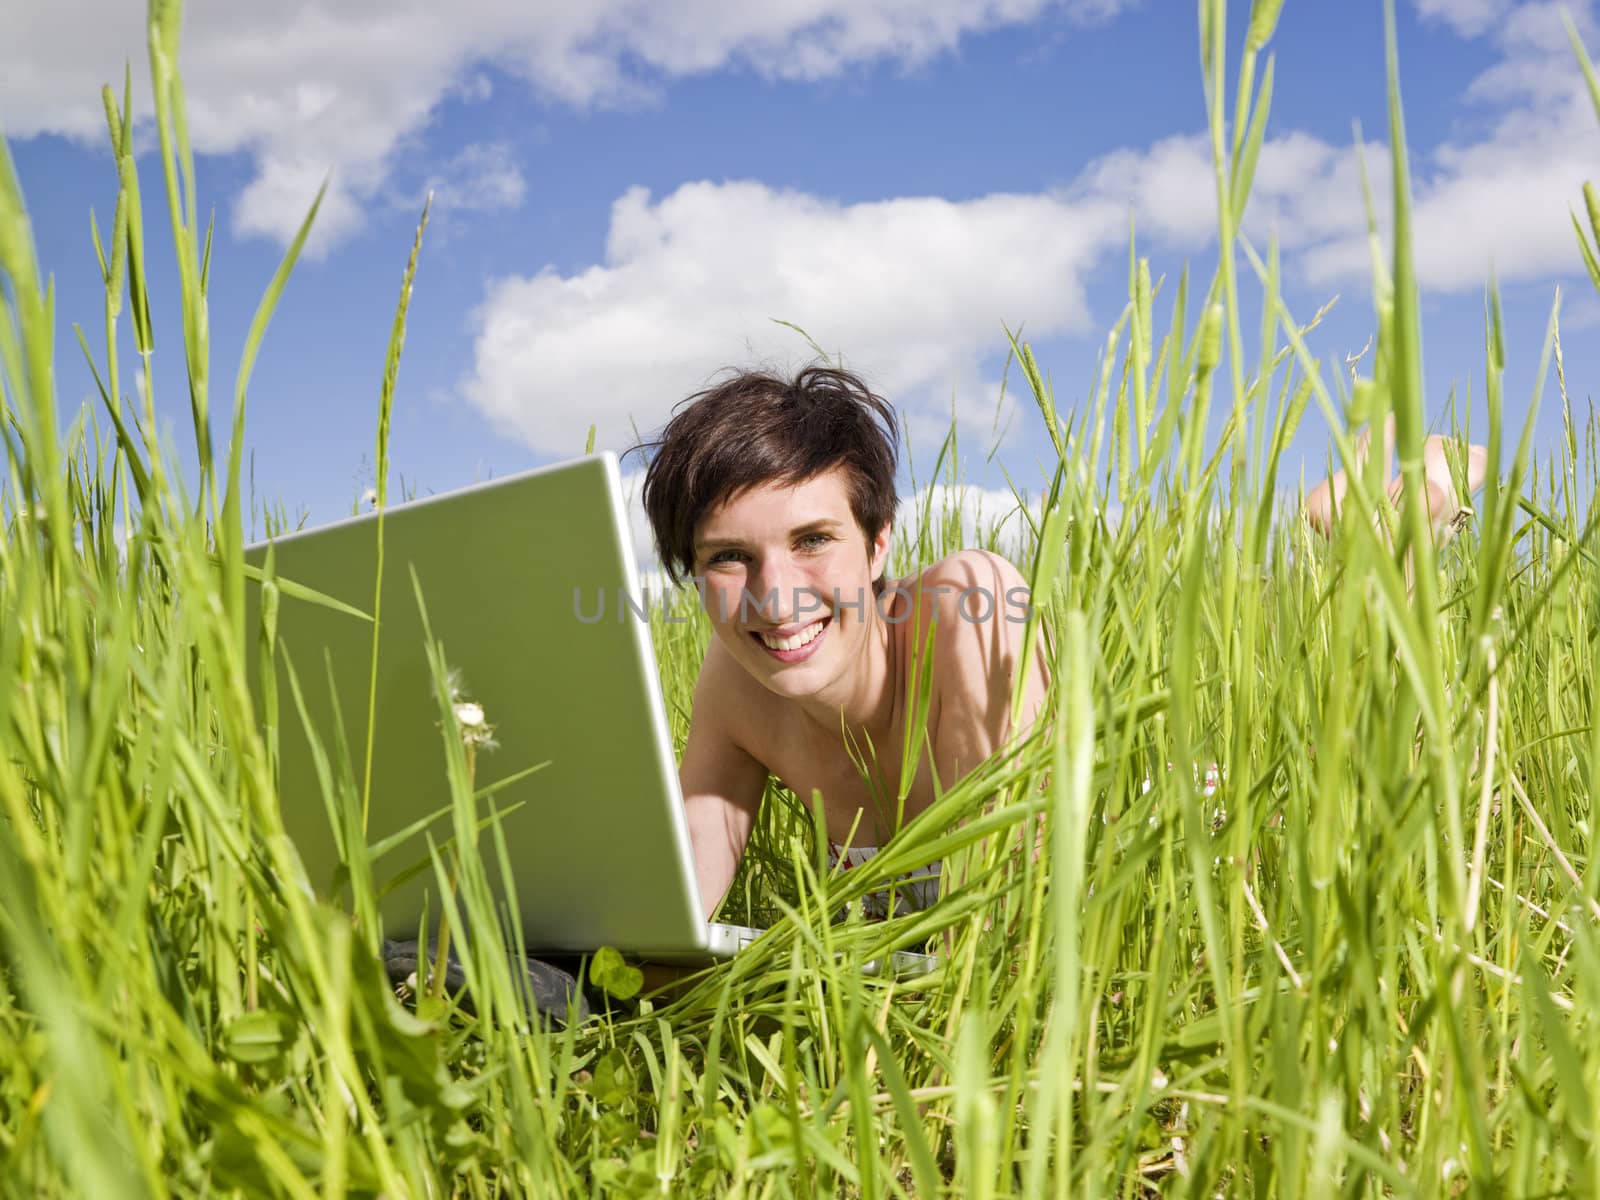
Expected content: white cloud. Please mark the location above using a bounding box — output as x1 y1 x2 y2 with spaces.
1071 133 1219 245
1057 1 1600 297
234 152 370 252
453 127 1390 462
1412 0 1514 38
6 0 1134 254
1071 128 1381 254
1301 1 1600 291
1077 2 1600 298
463 180 1132 458
417 142 527 213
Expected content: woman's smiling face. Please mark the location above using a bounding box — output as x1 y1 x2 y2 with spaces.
693 467 891 698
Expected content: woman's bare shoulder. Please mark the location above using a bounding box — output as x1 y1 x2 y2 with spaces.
897 550 1046 783
895 550 1031 623
892 550 1036 707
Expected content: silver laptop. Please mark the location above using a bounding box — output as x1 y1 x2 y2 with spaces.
242 452 755 961
243 452 934 973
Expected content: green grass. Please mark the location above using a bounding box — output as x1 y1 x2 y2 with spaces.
2 0 1599 1194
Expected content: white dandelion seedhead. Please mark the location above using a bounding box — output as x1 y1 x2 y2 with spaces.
362 487 378 510
460 716 497 751
456 700 497 751
441 669 497 751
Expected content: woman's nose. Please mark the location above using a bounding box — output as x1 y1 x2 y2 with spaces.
747 556 791 622
749 554 816 623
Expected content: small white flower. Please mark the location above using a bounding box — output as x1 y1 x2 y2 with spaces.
362 487 378 510
454 701 485 728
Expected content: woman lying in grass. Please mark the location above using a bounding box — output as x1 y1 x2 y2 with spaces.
640 366 1051 923
637 370 1489 929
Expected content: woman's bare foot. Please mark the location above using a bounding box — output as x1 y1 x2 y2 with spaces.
1304 415 1394 537
1304 415 1488 549
1420 435 1489 547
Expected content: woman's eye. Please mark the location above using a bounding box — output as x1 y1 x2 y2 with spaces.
704 536 828 568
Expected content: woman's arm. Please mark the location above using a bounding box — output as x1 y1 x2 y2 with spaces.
676 641 770 919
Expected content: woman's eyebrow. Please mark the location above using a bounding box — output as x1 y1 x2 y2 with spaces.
696 518 846 553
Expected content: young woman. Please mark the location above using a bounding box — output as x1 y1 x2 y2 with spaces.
639 367 1051 920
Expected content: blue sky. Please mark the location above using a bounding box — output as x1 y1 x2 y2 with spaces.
7 0 1600 564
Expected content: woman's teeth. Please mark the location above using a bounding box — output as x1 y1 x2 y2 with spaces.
758 620 825 651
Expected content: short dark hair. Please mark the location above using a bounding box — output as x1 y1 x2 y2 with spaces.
633 365 900 593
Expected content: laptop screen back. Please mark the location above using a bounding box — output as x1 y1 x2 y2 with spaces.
243 453 710 957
